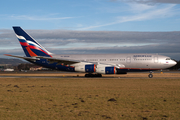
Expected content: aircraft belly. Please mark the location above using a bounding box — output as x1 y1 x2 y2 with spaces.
120 61 161 72
125 63 149 68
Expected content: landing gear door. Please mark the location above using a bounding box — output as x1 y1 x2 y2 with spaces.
126 56 131 63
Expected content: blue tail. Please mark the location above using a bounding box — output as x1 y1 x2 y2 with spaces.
13 26 52 57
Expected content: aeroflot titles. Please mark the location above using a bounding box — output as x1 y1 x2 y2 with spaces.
133 55 152 57
60 55 152 58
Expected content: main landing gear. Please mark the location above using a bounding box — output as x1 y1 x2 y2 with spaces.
148 71 153 78
85 73 102 77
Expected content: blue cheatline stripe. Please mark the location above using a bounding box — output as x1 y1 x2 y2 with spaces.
18 39 26 42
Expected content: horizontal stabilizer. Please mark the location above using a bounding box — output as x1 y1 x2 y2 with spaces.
4 54 40 60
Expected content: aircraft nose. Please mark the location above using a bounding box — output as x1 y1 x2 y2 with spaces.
171 60 177 66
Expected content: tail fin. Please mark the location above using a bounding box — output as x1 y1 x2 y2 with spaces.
13 26 52 57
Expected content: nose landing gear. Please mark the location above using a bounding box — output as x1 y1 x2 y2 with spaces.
148 71 153 78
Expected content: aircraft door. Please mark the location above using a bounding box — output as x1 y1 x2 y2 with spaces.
126 56 131 63
154 56 158 63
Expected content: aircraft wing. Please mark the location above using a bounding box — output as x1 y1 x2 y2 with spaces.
4 54 79 65
36 56 79 65
4 54 125 68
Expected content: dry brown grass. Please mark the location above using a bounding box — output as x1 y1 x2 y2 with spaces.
0 73 180 119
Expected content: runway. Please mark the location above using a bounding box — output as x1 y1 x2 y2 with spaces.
0 75 124 79
0 71 180 79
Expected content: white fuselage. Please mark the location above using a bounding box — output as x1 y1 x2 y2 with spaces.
52 53 176 71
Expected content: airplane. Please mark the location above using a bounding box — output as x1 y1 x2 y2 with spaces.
5 26 177 78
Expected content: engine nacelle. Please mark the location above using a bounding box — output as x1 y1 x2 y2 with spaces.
96 64 116 74
72 63 96 73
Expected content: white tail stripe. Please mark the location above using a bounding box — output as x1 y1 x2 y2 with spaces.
16 35 26 40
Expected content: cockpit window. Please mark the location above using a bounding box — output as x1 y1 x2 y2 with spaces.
166 58 171 60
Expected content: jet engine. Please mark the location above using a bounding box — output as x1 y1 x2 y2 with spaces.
72 63 96 73
96 64 116 74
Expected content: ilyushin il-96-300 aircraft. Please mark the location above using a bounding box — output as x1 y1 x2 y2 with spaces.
5 27 177 78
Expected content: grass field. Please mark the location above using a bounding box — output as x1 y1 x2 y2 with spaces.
0 73 180 119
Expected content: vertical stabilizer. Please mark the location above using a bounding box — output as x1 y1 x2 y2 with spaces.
13 26 52 57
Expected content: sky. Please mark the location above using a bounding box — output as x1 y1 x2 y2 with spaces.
0 0 180 60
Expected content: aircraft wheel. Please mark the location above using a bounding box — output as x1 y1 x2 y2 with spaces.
85 74 93 77
96 74 102 77
148 74 153 78
85 74 102 77
85 74 89 77
98 74 102 77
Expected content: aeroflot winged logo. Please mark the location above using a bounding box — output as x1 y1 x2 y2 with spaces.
13 27 52 57
16 35 52 57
